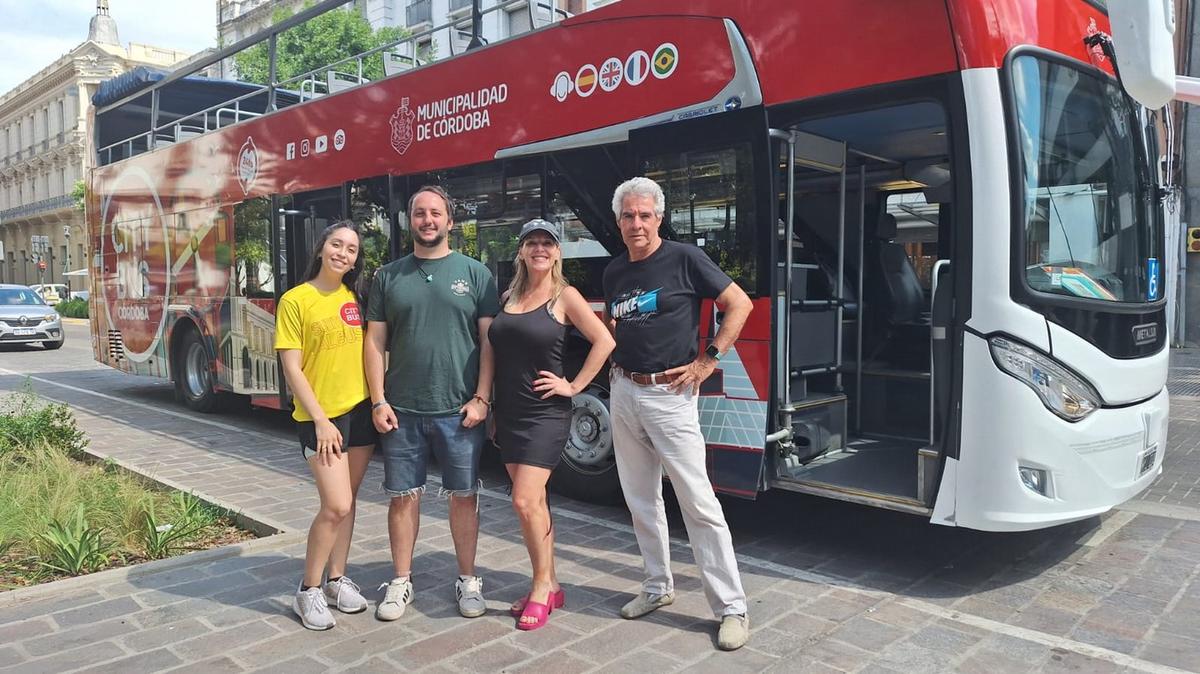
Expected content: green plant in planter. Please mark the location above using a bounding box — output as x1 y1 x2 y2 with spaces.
139 504 206 560
37 507 113 575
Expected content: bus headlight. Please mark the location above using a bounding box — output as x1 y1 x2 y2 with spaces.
988 336 1101 422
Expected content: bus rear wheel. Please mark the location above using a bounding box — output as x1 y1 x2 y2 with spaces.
174 329 219 413
551 384 622 504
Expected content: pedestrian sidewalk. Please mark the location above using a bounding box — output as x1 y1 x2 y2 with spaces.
1 372 1198 673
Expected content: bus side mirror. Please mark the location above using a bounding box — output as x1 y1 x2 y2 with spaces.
1109 0 1176 109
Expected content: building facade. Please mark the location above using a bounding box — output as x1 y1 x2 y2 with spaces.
0 1 189 288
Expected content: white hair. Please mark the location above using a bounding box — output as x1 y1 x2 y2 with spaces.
611 177 665 219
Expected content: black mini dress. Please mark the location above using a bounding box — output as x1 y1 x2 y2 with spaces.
489 299 571 468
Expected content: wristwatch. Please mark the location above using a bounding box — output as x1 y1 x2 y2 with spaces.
704 344 723 361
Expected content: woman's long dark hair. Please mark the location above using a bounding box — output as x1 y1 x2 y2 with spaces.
302 220 365 304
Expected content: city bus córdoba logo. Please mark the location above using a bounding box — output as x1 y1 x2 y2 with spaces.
237 136 259 194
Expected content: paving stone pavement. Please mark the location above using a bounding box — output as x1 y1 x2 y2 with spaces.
0 333 1198 673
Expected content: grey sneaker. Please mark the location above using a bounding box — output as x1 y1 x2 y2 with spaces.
717 613 750 651
324 576 367 614
455 575 486 618
293 585 335 630
620 590 675 619
375 577 414 621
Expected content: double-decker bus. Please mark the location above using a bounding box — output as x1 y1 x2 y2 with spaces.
88 0 1176 531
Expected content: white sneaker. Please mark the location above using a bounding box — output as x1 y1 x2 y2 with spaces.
375 577 414 621
324 576 368 614
455 575 486 618
293 585 335 630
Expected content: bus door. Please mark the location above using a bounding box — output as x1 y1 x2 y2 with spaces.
629 107 774 497
277 186 344 291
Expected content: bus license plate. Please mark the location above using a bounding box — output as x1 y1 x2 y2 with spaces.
1139 445 1158 476
13 328 35 336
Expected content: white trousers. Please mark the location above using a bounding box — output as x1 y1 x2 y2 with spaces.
610 374 748 617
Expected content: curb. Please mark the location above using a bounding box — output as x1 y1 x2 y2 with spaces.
59 317 89 325
0 530 305 607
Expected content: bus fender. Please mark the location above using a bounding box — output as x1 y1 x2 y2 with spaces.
930 456 958 526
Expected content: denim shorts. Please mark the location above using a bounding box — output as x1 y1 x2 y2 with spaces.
380 410 485 496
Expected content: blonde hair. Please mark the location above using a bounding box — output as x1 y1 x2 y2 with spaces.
505 237 567 309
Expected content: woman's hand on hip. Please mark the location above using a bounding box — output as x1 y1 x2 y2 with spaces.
533 370 576 399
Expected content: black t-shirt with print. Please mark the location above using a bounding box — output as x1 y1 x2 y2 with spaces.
602 240 733 373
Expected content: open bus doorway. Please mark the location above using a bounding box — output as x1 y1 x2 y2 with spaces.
769 89 959 514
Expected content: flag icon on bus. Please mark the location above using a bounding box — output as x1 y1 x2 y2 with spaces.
625 50 650 86
600 57 623 92
653 43 678 79
575 64 598 97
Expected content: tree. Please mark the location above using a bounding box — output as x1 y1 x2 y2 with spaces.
70 180 87 213
234 3 408 85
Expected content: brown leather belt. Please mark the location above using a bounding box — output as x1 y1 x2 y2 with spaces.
613 366 680 386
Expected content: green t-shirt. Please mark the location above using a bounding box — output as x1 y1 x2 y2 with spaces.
366 251 500 415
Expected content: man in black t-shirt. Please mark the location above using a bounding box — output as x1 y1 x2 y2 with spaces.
602 177 754 651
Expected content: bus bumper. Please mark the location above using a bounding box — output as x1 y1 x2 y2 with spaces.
933 336 1168 532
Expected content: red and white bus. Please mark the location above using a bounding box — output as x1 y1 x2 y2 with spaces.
88 0 1175 531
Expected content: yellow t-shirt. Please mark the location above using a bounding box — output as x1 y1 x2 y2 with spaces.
274 283 368 422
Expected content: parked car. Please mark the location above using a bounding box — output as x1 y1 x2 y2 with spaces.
70 289 90 302
29 283 69 306
0 284 64 350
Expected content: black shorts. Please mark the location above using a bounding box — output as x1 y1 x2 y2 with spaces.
297 399 378 460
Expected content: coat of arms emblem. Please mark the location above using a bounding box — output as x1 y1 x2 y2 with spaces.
390 97 417 155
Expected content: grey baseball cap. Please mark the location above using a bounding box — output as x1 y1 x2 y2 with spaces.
517 218 561 243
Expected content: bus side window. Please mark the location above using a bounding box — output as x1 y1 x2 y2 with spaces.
641 144 758 294
232 197 273 298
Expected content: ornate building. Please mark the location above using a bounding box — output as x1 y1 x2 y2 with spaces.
0 1 189 287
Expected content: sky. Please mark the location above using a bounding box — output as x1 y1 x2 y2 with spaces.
0 0 217 94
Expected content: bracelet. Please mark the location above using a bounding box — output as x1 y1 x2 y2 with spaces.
471 394 492 407
371 401 388 410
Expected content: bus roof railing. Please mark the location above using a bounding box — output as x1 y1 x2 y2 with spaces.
94 0 571 166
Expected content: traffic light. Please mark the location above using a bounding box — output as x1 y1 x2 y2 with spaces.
1189 227 1200 253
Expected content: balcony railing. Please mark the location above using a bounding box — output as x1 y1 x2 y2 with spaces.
0 194 73 222
407 0 432 25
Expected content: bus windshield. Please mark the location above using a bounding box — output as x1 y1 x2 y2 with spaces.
1011 54 1161 303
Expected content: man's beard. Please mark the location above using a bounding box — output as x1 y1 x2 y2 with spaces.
414 231 447 249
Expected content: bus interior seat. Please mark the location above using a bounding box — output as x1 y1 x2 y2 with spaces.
874 212 928 327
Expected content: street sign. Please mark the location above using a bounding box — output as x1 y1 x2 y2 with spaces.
30 234 50 255
38 260 46 271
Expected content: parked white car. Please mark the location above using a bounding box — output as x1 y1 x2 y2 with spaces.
29 283 69 306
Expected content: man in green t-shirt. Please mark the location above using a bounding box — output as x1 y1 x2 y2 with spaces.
365 185 500 621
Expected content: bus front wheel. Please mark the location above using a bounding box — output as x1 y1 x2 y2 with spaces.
174 329 218 413
551 385 623 504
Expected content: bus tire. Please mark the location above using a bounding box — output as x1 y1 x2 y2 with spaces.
174 328 219 413
551 384 623 504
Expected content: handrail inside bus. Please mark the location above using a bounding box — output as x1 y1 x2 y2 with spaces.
95 0 572 166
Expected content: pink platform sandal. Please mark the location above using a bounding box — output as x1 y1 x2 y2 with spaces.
510 588 565 617
517 598 553 631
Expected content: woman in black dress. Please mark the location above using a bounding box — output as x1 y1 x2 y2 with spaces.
488 219 614 630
